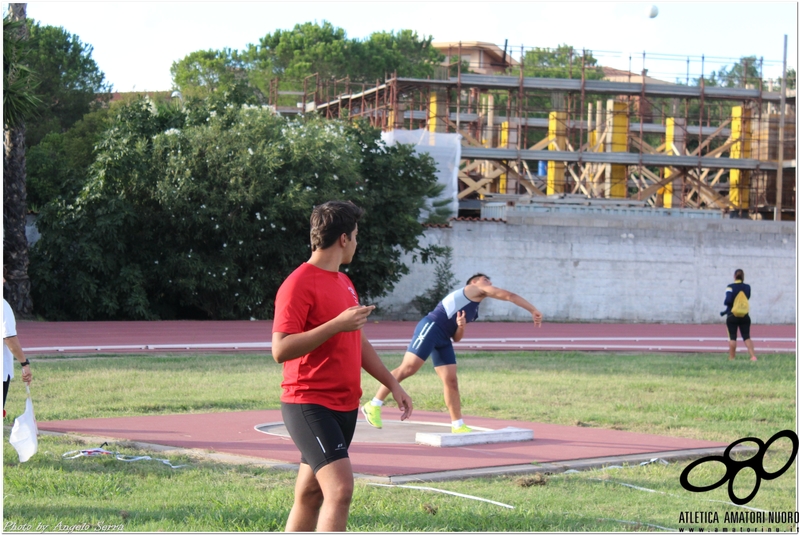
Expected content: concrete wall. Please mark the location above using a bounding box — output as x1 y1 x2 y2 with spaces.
374 213 796 324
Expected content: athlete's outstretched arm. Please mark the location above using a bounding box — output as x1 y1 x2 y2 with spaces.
361 337 413 420
479 286 543 327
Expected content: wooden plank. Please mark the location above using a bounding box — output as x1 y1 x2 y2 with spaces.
567 165 591 196
588 130 608 153
638 165 665 185
689 118 733 156
444 117 484 148
460 160 483 175
708 168 727 187
517 177 546 196
637 169 685 200
630 136 659 154
701 137 736 159
458 176 494 199
682 172 732 209
528 136 553 152
520 161 547 196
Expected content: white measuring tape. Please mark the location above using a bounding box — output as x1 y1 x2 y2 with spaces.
62 445 188 469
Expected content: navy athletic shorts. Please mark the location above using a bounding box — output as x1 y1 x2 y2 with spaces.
726 314 752 341
280 402 358 474
406 319 457 367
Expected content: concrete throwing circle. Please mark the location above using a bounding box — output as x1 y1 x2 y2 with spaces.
255 419 492 444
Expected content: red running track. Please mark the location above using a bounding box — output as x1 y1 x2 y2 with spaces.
16 320 796 355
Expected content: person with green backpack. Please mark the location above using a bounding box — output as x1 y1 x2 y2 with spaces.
720 268 757 361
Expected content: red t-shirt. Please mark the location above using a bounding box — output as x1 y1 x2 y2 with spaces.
273 262 363 411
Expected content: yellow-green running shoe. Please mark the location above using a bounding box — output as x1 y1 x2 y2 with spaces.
361 404 382 429
452 424 473 433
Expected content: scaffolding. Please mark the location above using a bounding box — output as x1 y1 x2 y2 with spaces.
268 48 796 221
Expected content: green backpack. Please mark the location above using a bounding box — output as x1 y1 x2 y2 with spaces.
731 290 749 318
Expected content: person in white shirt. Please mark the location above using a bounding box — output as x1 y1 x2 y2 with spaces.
3 278 32 417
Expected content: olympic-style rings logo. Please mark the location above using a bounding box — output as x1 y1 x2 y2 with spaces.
679 430 798 505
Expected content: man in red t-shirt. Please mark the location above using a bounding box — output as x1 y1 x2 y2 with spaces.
272 200 412 532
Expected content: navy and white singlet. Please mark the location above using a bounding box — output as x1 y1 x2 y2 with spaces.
405 288 480 366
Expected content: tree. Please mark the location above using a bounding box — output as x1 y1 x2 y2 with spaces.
412 246 456 315
170 48 252 100
776 67 796 91
253 23 443 83
499 44 606 124
447 55 472 77
3 3 35 316
3 16 40 129
252 21 352 82
356 29 443 81
24 19 112 147
30 96 443 320
25 106 111 209
705 56 761 88
516 44 604 80
172 22 444 103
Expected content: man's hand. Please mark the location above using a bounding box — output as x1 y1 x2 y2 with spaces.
532 309 543 327
335 305 375 332
4 336 31 383
456 310 466 328
391 384 413 421
20 365 31 385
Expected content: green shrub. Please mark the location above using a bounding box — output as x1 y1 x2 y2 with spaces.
30 97 443 319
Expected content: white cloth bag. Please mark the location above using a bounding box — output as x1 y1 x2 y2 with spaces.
9 385 38 462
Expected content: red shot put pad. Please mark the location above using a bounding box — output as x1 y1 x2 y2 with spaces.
38 410 729 480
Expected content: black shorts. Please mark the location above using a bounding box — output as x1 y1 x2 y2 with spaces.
281 402 358 474
726 314 751 341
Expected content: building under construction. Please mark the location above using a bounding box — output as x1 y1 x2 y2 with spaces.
268 43 796 221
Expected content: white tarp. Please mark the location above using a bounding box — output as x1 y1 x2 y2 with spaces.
381 130 461 219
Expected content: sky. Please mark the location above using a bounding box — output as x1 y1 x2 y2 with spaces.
13 1 799 93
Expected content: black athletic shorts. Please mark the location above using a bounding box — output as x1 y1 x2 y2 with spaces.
281 402 358 474
726 314 751 341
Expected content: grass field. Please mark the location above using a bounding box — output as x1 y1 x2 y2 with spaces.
3 351 797 532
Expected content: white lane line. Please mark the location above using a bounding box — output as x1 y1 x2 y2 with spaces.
367 482 515 509
453 344 793 352
24 342 273 352
352 337 796 343
23 337 796 353
458 336 797 342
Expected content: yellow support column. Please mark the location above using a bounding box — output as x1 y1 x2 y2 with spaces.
729 106 752 209
484 93 495 147
605 100 629 198
661 118 685 208
388 103 403 131
428 91 446 143
500 121 510 147
498 121 511 194
590 100 604 195
547 111 566 195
